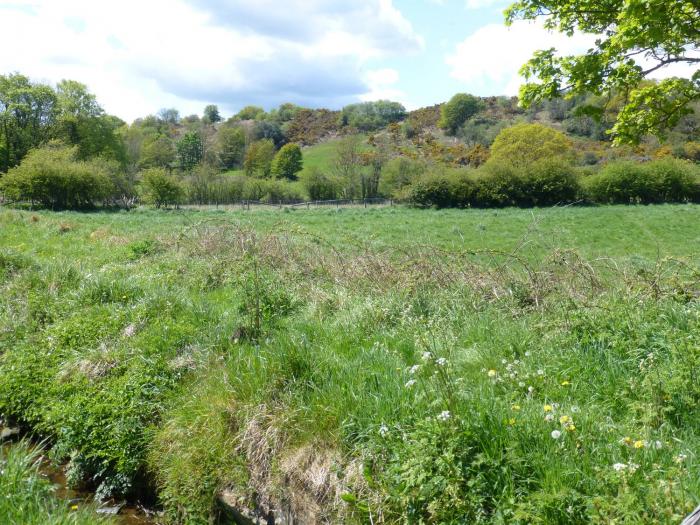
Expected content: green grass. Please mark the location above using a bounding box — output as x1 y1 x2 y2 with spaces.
0 204 699 524
0 442 113 525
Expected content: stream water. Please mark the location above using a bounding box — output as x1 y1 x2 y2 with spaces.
1 427 159 524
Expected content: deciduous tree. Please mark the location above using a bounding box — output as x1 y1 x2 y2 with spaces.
507 0 700 143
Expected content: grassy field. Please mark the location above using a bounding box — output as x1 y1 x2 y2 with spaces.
0 204 699 524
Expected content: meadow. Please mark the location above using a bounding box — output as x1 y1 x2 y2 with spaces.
1 204 699 524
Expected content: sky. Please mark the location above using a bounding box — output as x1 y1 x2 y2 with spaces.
0 0 690 123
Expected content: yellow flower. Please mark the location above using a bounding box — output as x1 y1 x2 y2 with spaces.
623 436 633 445
507 418 516 426
559 415 571 425
487 369 497 378
511 404 521 411
70 505 79 511
543 404 553 412
561 380 571 386
633 440 645 449
566 424 576 432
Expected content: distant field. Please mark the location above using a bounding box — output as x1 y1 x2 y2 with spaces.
4 204 698 261
1 204 698 524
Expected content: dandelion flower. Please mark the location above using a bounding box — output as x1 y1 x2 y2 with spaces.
528 386 534 393
525 351 531 357
613 463 627 471
511 404 521 411
537 369 545 376
571 406 580 413
438 410 451 421
70 504 79 511
622 436 633 445
653 440 663 450
566 424 576 432
633 440 645 449
421 352 432 361
379 424 389 437
544 404 553 412
404 379 417 389
545 414 554 422
551 430 561 439
501 359 507 365
518 381 525 388
559 415 571 425
436 357 447 366
561 380 571 386
507 418 516 426
487 369 497 378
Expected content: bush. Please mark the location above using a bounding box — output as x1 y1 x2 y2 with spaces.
0 143 113 209
140 168 185 208
340 101 406 132
301 167 339 201
439 93 483 135
489 123 573 168
583 159 700 204
407 171 476 208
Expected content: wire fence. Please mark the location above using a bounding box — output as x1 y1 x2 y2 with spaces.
181 197 394 211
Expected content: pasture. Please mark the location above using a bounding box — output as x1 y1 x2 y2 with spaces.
0 204 699 524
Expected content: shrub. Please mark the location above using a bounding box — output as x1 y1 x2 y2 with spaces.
489 123 573 168
407 173 459 208
439 93 483 135
519 159 581 206
340 101 406 132
301 167 339 201
140 168 185 208
583 159 700 204
0 143 113 209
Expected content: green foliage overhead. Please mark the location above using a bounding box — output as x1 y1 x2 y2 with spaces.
340 100 407 131
271 143 303 180
507 0 700 144
439 93 483 135
244 139 276 178
489 123 573 167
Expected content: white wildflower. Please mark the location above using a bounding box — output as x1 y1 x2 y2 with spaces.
551 430 561 439
438 410 451 421
545 414 554 422
627 463 639 473
675 454 688 464
409 365 420 375
653 440 663 449
537 369 545 376
379 424 389 437
436 357 448 367
525 351 531 357
421 352 432 361
405 379 417 389
528 386 534 393
612 463 627 471
501 359 507 365
518 381 525 388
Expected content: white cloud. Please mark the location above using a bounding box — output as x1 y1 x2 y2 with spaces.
446 20 596 95
0 0 422 121
359 68 407 103
464 0 508 9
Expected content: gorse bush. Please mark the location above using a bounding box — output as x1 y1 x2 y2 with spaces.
583 159 700 204
0 142 114 209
